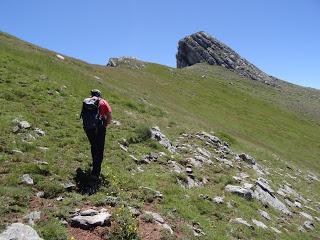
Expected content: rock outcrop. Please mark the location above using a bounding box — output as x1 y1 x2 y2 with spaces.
176 31 277 86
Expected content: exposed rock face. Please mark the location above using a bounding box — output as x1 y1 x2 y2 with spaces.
176 31 277 86
0 223 43 240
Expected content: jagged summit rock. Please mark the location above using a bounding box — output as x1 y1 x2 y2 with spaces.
176 31 277 86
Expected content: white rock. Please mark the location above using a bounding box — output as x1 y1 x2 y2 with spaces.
231 218 253 228
258 210 271 220
252 219 268 229
24 211 41 226
299 212 313 220
213 196 224 204
21 174 34 185
225 185 253 200
270 227 281 234
18 121 31 129
0 223 43 240
71 210 111 229
56 54 65 60
144 211 165 224
34 128 45 136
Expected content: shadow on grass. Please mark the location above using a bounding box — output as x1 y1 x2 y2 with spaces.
74 168 108 195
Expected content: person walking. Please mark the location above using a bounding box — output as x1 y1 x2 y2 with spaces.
80 89 112 179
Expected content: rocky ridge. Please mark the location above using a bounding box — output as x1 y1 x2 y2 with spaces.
176 31 278 86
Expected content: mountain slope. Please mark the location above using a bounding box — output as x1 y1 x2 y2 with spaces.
0 32 319 239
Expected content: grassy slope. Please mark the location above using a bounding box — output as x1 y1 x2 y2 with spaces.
0 32 319 239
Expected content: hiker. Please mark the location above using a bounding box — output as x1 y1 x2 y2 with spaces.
80 89 112 178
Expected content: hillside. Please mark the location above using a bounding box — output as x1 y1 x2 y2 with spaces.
0 32 319 240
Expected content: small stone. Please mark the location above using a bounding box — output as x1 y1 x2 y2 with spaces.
36 191 45 198
270 227 281 234
144 211 165 224
34 128 45 136
112 120 121 126
12 149 23 155
189 223 205 236
21 174 34 185
128 206 141 217
300 212 313 220
129 155 138 162
225 185 253 200
119 144 128 152
231 218 253 228
213 196 224 204
252 219 268 229
56 196 64 201
56 54 65 60
62 181 76 191
12 125 20 133
162 223 174 234
258 210 271 220
38 147 49 151
303 220 315 231
18 120 31 129
70 210 111 229
237 153 256 165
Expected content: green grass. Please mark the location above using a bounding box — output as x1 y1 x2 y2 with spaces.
0 32 319 239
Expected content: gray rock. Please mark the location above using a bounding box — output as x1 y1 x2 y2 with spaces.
12 125 20 133
252 219 268 229
144 211 165 224
34 128 45 136
256 178 274 195
237 153 256 165
21 174 34 185
13 149 23 155
299 212 313 220
270 227 281 234
258 210 271 221
253 185 291 215
141 186 163 199
62 181 76 191
225 185 253 200
176 31 277 86
18 121 31 129
196 147 211 159
70 209 111 229
0 223 43 240
189 223 205 236
162 223 174 235
231 218 253 228
36 191 45 198
56 196 64 201
128 206 141 217
150 127 176 153
213 196 224 204
111 120 121 126
303 221 315 231
80 209 98 216
169 160 184 173
24 211 41 226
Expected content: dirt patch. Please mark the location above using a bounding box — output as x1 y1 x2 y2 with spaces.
138 219 162 240
68 225 108 240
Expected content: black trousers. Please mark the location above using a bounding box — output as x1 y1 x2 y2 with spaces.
85 126 106 177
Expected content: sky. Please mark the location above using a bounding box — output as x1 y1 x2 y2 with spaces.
1 0 320 89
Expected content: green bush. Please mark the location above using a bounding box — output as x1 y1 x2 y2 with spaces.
37 219 68 240
128 125 151 144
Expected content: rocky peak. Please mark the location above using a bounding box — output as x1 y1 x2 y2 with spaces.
176 31 277 86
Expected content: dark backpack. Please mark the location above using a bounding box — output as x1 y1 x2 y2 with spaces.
80 97 103 129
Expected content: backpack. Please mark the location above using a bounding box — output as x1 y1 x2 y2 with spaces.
80 97 103 129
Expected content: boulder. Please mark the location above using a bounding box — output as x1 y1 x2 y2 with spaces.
253 185 291 215
0 223 43 240
70 209 111 229
225 185 253 200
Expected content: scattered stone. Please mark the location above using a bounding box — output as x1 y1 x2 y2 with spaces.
12 149 23 155
189 223 205 236
231 218 253 228
129 155 138 162
298 225 306 232
258 210 271 221
303 221 315 231
256 178 274 195
60 219 68 226
112 120 121 126
128 206 141 217
36 191 45 198
185 166 193 174
62 181 76 191
213 196 224 204
294 201 302 208
35 160 48 165
299 212 313 221
56 196 64 201
21 174 34 185
0 223 43 240
225 185 253 200
150 126 176 153
140 152 159 164
104 196 119 207
253 185 291 215
141 186 163 200
197 147 211 159
94 76 101 80
237 153 256 165
56 54 65 60
38 147 49 151
18 120 31 129
119 144 128 152
169 161 184 173
24 211 41 226
252 219 268 229
70 208 111 229
12 125 20 133
144 211 165 224
270 227 282 234
34 128 45 136
162 223 174 234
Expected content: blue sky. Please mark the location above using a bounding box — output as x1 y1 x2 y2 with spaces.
1 0 319 89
